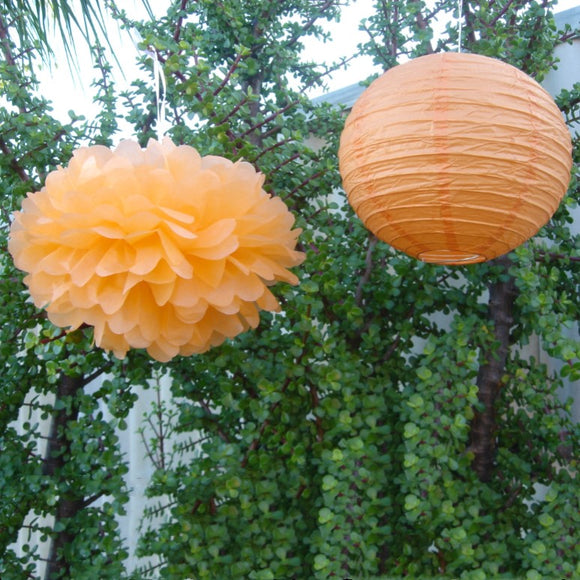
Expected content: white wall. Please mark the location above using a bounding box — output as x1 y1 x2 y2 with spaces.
541 7 580 421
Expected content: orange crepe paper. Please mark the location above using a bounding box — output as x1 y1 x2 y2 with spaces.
9 137 304 362
339 52 573 265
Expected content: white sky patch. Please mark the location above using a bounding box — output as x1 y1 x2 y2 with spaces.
33 0 580 128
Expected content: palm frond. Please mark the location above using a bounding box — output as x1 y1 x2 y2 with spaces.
4 0 154 67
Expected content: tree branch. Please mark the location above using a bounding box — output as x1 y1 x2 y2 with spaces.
461 0 478 48
0 136 31 183
250 136 295 163
269 151 301 174
536 249 580 263
213 50 246 96
173 0 189 43
520 0 551 76
199 399 231 443
83 361 114 387
216 95 249 125
0 11 16 66
412 0 433 54
469 256 518 482
355 234 379 305
239 99 300 139
286 0 336 48
282 168 328 201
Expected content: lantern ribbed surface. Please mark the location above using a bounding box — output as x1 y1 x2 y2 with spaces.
338 52 573 264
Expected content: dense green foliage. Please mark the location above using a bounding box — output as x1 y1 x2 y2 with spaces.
0 0 578 578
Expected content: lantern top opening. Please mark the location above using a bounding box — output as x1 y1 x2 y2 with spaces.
418 250 486 265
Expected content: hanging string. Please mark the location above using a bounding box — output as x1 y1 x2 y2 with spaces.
457 0 464 53
147 47 167 140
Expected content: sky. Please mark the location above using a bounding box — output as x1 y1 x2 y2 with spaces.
36 0 580 130
303 0 580 95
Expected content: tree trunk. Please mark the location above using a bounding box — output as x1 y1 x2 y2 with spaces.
470 256 517 482
43 373 85 580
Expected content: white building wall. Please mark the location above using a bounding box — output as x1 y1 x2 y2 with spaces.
542 6 580 422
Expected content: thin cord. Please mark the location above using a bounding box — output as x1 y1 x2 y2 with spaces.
458 0 464 52
147 47 167 140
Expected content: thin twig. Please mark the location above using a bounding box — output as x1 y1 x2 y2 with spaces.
239 100 300 139
0 136 31 183
286 0 336 48
156 383 166 470
250 137 295 163
216 96 249 125
83 361 114 387
269 152 301 174
199 399 231 443
536 249 580 263
282 168 328 201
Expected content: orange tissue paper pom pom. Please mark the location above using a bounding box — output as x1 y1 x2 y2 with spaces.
8 137 305 362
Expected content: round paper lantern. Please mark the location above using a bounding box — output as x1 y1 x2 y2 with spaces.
8 138 304 362
338 52 573 265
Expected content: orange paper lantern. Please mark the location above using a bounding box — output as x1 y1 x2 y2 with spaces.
338 52 573 265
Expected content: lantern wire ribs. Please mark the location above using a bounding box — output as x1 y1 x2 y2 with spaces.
338 53 573 265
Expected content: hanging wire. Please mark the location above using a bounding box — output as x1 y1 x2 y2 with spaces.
147 47 167 140
457 0 464 53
